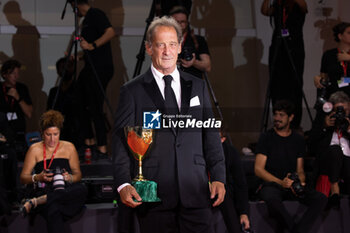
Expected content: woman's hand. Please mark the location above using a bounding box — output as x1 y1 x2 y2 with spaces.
313 75 325 88
62 170 73 183
37 170 54 183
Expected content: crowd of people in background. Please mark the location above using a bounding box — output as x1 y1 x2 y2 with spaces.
1 0 350 233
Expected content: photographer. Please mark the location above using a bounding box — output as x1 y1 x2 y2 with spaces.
314 22 350 100
169 6 211 79
0 59 33 160
0 111 18 211
20 110 87 233
68 0 115 160
261 0 307 129
310 91 350 208
255 100 327 233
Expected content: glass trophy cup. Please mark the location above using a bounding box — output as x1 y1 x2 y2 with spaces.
125 126 161 202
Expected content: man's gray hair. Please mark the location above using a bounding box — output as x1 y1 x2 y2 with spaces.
145 16 182 46
329 91 350 104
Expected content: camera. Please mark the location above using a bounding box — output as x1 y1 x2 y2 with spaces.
179 46 194 61
314 77 331 112
52 167 65 191
288 172 305 198
331 105 349 132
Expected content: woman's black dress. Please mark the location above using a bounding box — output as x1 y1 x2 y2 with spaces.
30 158 87 233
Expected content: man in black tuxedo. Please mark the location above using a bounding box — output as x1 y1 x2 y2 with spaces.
112 16 225 233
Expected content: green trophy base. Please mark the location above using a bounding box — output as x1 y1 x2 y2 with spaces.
132 180 161 202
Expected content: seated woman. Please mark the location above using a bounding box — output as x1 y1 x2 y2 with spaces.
20 110 87 233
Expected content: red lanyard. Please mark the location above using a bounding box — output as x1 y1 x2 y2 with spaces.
278 0 289 28
282 7 288 29
337 130 343 141
338 48 350 77
43 142 60 170
2 84 14 109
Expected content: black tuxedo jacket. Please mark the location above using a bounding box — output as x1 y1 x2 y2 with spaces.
112 68 225 209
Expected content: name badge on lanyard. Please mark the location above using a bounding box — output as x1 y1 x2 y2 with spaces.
281 29 289 37
7 112 18 121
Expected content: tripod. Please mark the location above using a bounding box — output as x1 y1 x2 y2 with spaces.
203 72 232 145
52 0 113 116
133 0 160 78
261 0 312 132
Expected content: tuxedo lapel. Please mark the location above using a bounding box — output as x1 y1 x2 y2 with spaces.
180 73 192 115
143 69 165 112
142 69 177 136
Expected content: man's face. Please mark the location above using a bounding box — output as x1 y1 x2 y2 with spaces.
3 67 19 87
333 102 350 116
171 13 188 34
273 110 293 130
146 26 181 75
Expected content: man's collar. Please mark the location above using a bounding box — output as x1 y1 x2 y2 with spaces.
150 64 180 84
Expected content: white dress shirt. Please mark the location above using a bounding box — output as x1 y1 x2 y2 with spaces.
150 64 181 109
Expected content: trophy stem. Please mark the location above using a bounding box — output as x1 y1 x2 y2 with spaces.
135 154 145 181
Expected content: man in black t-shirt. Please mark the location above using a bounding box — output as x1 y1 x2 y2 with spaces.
255 100 327 233
68 0 115 159
170 6 211 79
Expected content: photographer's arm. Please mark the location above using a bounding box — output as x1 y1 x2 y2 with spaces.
181 53 211 73
18 100 33 119
294 0 308 13
255 153 283 185
313 73 327 89
20 147 37 184
194 53 211 72
296 157 306 185
66 143 82 183
7 88 33 118
81 27 116 51
261 0 274 16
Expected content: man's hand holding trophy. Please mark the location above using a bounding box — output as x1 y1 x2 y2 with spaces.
124 126 161 203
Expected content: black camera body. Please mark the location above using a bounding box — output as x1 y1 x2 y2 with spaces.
314 77 331 111
288 172 305 198
331 105 349 132
179 46 195 61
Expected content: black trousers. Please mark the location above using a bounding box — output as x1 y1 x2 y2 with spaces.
319 145 350 194
259 182 327 233
0 145 17 202
77 66 113 146
133 201 215 233
219 190 241 233
37 183 87 233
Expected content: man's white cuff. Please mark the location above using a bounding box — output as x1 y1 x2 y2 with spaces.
117 183 131 193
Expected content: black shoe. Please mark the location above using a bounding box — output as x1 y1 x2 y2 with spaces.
328 194 340 209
